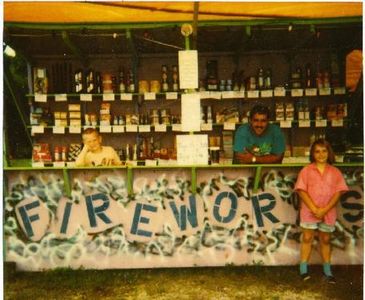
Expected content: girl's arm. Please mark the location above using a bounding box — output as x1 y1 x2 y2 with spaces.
297 190 319 214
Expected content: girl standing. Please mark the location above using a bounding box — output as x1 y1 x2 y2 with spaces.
295 139 348 283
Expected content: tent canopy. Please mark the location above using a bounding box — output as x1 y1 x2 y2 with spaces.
4 2 363 27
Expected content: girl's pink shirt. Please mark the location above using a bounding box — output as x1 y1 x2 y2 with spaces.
295 163 349 225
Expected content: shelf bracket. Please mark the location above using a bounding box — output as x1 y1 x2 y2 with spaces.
61 31 89 67
63 169 72 198
253 166 262 194
127 167 134 196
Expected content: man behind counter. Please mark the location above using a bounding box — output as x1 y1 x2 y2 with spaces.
233 104 285 164
75 128 122 167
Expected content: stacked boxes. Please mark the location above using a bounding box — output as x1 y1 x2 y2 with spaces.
68 104 81 127
100 102 111 126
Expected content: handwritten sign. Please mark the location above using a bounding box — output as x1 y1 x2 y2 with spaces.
291 89 303 97
31 126 44 134
53 126 65 134
69 126 82 134
126 125 138 132
100 125 112 133
247 90 259 98
120 93 133 101
332 119 344 127
299 120 311 128
178 50 198 89
223 122 236 131
112 125 125 133
103 94 115 101
139 125 151 132
260 90 273 98
144 93 156 101
305 88 317 96
319 88 331 96
35 94 47 102
181 93 201 132
201 123 213 131
80 94 92 102
55 94 67 102
274 87 286 97
172 124 182 132
315 120 327 127
165 92 178 100
154 124 167 132
280 120 292 128
176 134 208 165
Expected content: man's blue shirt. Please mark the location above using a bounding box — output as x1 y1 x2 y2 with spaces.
233 123 285 156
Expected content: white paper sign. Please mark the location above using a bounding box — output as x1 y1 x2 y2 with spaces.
69 126 82 134
210 92 222 99
154 124 167 132
165 92 178 100
332 119 344 127
319 88 331 96
260 90 273 98
221 91 236 99
126 125 138 132
315 120 327 127
32 162 45 168
201 123 213 131
299 120 311 128
274 87 286 97
139 125 151 132
178 50 198 89
100 125 112 133
120 93 133 101
280 120 292 128
176 134 208 165
334 87 346 95
144 92 156 100
31 126 44 134
112 125 125 133
55 94 67 102
53 161 66 167
103 94 115 101
35 94 47 102
181 93 201 132
80 94 92 102
305 88 317 96
172 124 182 131
53 126 65 134
199 91 211 99
291 89 303 97
247 90 259 98
223 122 236 130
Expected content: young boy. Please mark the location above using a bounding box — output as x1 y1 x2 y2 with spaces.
75 128 122 167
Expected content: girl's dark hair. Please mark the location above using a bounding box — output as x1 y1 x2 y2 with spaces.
309 139 336 164
249 105 270 119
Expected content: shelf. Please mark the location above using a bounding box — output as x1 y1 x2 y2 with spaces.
27 87 347 102
5 161 363 197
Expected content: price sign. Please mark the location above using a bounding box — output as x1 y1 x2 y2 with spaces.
80 94 92 102
55 94 67 102
291 89 303 97
210 92 222 99
260 90 273 98
35 94 47 102
334 87 346 95
305 88 317 96
31 126 44 134
120 93 133 101
315 120 327 127
234 91 245 98
199 91 210 99
172 124 182 131
201 123 213 131
274 87 286 97
103 94 115 101
332 119 344 127
221 91 236 99
53 126 65 134
100 125 112 133
165 92 178 100
53 162 66 168
112 125 125 133
319 88 331 96
139 125 151 132
223 122 236 130
144 92 156 100
280 120 292 128
154 124 167 132
247 90 259 98
69 126 82 134
299 120 311 128
32 162 45 168
126 125 138 132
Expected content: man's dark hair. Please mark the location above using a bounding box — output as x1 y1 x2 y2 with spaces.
249 105 270 119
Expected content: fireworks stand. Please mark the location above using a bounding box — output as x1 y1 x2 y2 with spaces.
3 2 363 270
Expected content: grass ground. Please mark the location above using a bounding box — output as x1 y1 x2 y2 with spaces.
4 264 363 300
